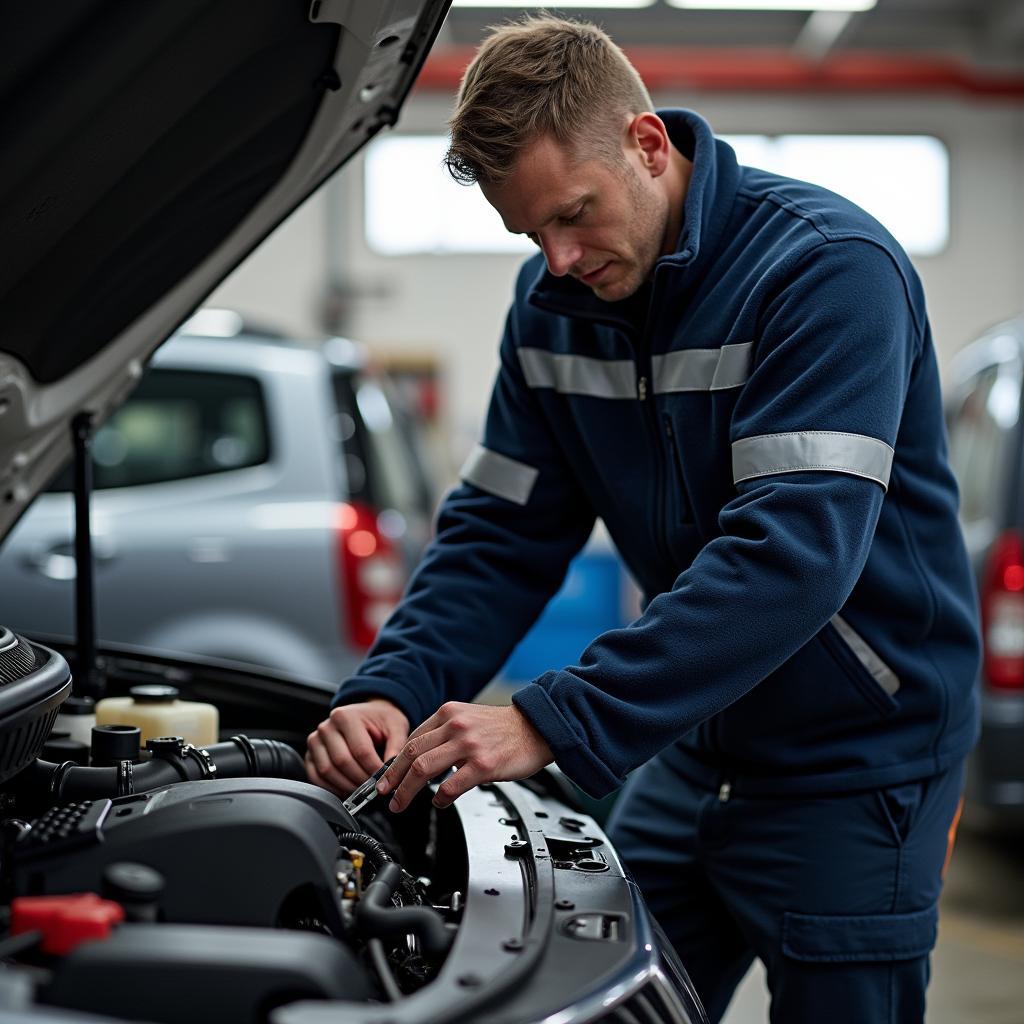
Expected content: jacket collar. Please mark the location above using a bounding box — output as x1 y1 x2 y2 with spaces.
526 109 741 329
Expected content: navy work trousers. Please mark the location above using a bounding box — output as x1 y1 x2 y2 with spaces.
606 753 965 1024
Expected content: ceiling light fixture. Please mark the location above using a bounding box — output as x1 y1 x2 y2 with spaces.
667 0 875 10
452 1 655 8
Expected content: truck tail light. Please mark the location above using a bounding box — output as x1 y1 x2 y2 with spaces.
336 502 406 650
981 530 1024 690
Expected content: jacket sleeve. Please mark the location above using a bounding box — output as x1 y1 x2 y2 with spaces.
331 273 596 727
512 238 923 796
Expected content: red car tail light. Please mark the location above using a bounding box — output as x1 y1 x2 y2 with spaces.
981 530 1024 690
336 503 406 650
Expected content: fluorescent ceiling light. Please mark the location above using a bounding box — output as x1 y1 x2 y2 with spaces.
668 0 875 9
453 1 655 8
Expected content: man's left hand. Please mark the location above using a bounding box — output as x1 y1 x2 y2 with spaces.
376 702 554 812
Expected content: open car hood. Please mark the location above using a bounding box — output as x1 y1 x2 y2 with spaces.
0 0 450 541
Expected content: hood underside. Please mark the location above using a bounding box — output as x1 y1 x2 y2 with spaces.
0 0 450 540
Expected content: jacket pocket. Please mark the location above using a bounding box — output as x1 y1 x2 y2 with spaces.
782 904 938 963
820 615 900 718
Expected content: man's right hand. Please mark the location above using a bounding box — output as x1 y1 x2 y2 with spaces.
305 699 410 796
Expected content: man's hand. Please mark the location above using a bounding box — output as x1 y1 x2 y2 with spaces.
305 699 410 796
377 702 554 812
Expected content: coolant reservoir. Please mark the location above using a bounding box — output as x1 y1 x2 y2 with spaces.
54 695 97 746
95 685 218 747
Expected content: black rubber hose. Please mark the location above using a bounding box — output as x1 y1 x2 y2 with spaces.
213 736 306 781
336 831 428 906
14 737 305 802
355 861 452 960
336 831 393 868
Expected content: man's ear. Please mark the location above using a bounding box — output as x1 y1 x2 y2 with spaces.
629 113 670 178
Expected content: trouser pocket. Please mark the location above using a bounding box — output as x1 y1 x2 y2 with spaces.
875 777 927 846
775 906 938 1024
782 904 938 963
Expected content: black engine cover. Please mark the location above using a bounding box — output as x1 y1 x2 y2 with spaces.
14 777 359 931
43 923 372 1023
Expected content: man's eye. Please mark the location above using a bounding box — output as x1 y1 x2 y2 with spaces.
561 207 585 226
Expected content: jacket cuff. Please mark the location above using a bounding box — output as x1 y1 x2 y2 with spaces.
512 679 623 799
330 677 426 729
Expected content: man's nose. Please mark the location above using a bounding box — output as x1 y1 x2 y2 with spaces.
541 235 583 277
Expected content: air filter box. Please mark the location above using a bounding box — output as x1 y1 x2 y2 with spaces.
0 628 72 783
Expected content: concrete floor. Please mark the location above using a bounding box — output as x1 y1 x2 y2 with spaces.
720 825 1024 1024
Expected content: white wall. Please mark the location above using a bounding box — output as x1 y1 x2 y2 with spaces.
211 90 1024 458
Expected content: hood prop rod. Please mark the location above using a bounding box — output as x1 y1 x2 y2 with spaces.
71 412 104 700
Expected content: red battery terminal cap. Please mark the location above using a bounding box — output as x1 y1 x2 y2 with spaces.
11 893 125 955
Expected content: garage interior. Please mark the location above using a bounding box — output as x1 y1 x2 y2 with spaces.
2 1 1022 1022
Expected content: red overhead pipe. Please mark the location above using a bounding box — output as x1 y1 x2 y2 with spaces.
416 47 1024 98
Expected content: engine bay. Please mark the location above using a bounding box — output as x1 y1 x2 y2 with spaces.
0 629 698 1024
0 629 474 1022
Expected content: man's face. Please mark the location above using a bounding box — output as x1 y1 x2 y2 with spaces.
481 132 670 303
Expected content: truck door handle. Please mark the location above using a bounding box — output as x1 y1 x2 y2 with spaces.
23 541 117 581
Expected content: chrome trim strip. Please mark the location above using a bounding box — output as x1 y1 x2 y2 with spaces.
517 348 637 400
652 342 754 393
460 444 539 506
732 431 894 490
831 613 901 696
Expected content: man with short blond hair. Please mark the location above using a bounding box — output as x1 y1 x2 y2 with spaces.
308 16 979 1023
446 16 653 191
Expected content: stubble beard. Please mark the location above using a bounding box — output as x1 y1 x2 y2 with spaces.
594 168 667 302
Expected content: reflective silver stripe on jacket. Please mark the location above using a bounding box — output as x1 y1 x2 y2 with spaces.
652 342 754 394
460 445 539 506
831 613 901 696
732 431 894 490
518 348 636 399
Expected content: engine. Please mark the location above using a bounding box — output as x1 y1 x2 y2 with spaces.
0 632 460 1023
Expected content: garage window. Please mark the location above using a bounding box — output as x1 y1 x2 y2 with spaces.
364 136 533 256
365 133 948 257
721 134 949 257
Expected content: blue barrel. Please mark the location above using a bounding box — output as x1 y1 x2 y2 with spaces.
500 548 627 683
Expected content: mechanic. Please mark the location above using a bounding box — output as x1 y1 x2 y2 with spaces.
306 17 980 1023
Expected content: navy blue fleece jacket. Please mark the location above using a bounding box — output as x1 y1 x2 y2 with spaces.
332 109 980 798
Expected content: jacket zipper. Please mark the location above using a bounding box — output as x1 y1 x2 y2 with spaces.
635 364 674 569
663 416 695 525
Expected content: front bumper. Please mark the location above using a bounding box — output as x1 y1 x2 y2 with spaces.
276 777 706 1024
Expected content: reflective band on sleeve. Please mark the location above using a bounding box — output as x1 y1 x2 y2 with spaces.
518 348 636 399
652 342 754 393
460 445 539 506
831 613 901 696
732 431 894 490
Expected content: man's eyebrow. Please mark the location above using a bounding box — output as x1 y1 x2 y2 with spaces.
509 195 588 235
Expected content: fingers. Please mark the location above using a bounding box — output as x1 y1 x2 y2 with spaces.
304 750 345 796
380 727 457 812
432 762 489 809
331 707 385 779
383 730 406 761
304 701 411 798
381 703 554 813
313 701 549 814
306 727 362 794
